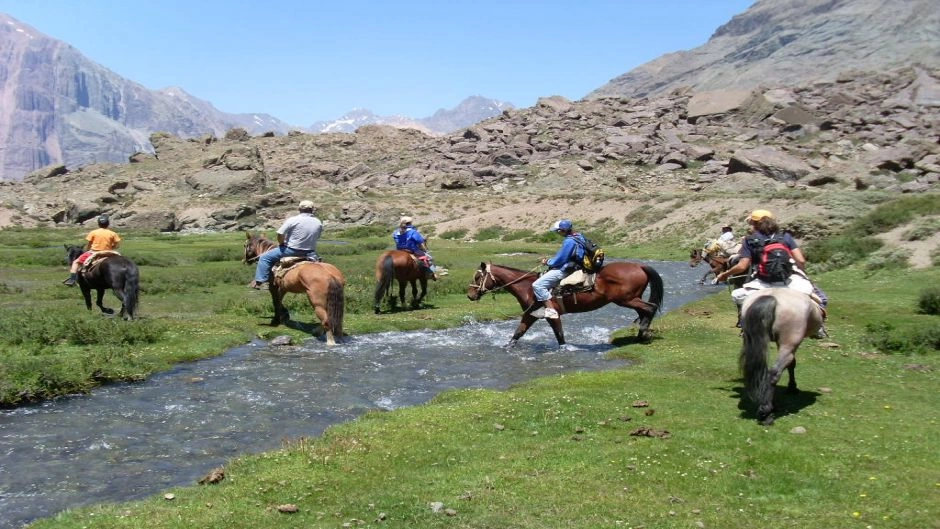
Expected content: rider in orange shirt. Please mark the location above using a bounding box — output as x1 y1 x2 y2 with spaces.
63 214 121 286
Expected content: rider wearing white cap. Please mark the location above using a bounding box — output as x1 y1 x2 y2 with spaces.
393 215 439 279
250 200 322 289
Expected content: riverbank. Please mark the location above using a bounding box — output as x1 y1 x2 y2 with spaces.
25 263 939 529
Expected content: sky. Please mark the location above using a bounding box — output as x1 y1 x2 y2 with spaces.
0 0 755 127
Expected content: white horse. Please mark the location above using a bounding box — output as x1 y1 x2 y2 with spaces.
739 288 825 425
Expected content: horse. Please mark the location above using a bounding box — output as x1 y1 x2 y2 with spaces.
65 245 140 320
739 288 824 425
689 247 746 288
467 262 664 348
243 233 345 345
373 250 430 313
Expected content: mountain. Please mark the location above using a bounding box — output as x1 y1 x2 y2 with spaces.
309 96 513 135
588 0 940 99
0 14 295 182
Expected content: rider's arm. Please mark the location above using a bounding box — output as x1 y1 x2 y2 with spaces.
717 257 751 282
277 233 286 246
790 248 806 270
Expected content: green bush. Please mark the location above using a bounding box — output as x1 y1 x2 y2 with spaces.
439 229 468 240
473 226 505 241
918 287 940 315
903 218 940 241
864 247 911 270
502 229 536 241
864 321 940 355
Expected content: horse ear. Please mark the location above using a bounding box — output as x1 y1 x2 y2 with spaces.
480 262 486 269
245 232 252 240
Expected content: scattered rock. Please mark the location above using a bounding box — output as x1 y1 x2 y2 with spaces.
276 504 299 513
632 400 650 408
790 426 808 434
630 427 671 439
198 466 225 485
269 335 293 346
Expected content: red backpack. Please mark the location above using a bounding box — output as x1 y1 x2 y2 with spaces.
748 234 794 283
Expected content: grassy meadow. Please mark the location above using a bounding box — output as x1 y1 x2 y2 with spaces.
2 193 938 529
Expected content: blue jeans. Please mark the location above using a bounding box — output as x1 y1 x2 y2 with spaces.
533 269 566 301
254 246 317 282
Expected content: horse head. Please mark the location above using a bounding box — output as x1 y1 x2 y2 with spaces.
65 244 84 264
466 262 496 301
688 248 703 267
243 232 275 264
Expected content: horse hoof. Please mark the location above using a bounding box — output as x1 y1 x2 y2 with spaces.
101 308 115 315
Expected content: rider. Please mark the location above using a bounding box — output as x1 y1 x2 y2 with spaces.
250 200 322 289
718 225 735 244
393 216 440 280
530 219 587 319
63 214 121 286
715 209 828 335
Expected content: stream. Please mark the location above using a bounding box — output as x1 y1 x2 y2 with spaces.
0 260 723 528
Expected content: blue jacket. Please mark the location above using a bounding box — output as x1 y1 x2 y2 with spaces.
546 234 586 271
393 226 427 255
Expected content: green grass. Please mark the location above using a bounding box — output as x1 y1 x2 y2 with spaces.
25 265 940 529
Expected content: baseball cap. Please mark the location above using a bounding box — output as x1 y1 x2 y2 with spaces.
298 200 315 210
550 219 573 231
399 216 413 226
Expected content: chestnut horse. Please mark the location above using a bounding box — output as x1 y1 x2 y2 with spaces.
467 262 664 347
739 288 824 425
243 232 345 345
66 245 139 320
373 250 429 313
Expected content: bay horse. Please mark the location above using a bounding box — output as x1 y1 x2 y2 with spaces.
65 245 139 320
467 262 664 348
243 233 345 345
373 250 429 314
739 288 824 425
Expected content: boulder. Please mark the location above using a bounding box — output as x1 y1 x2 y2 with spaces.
728 146 814 181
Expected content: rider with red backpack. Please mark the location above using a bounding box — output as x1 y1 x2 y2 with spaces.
716 210 826 334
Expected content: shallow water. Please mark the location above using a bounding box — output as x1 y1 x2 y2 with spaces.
0 260 723 528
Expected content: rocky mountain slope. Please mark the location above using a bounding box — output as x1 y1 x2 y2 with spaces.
0 14 295 182
589 0 940 99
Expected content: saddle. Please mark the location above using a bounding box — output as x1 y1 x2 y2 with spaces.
80 251 121 273
555 269 596 295
272 256 320 280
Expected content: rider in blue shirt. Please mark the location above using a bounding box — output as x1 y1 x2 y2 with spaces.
530 219 586 319
393 216 438 279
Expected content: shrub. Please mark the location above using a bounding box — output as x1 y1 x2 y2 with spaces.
864 247 911 271
439 229 468 240
864 321 940 355
918 287 940 315
474 226 505 241
902 218 940 241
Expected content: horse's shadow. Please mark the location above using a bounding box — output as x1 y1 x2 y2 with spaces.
382 303 438 314
610 333 661 347
727 381 821 422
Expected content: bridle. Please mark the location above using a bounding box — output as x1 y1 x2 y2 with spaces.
468 263 539 298
243 238 274 264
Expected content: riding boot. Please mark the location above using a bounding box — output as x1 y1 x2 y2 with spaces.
530 299 547 319
62 273 77 286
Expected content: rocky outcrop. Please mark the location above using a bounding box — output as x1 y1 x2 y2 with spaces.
589 0 940 100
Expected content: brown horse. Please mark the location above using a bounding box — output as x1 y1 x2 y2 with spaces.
467 262 664 347
689 247 746 287
243 232 345 345
373 250 430 314
740 288 824 425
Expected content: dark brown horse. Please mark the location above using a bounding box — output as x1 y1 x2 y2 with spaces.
689 247 746 287
243 232 345 345
373 250 429 313
467 262 664 347
66 245 139 320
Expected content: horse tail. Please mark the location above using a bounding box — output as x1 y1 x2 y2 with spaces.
641 264 664 313
327 276 345 341
740 295 776 413
123 261 140 320
373 254 394 312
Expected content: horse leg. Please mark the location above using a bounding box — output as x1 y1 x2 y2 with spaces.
96 288 114 315
311 303 336 346
409 279 420 309
621 298 657 341
505 316 538 348
546 317 566 347
79 283 94 312
785 357 798 394
269 288 288 326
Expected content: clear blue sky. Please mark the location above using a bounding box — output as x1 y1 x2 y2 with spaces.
1 0 754 126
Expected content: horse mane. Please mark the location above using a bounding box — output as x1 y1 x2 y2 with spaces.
490 263 537 275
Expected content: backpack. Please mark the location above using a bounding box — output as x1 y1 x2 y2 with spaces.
573 235 605 273
748 233 793 283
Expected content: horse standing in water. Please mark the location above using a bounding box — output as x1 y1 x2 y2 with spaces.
467 262 664 347
65 245 140 320
739 288 824 425
689 247 746 287
373 250 430 314
243 232 345 345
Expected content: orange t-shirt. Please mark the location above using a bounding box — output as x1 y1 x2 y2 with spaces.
86 228 121 251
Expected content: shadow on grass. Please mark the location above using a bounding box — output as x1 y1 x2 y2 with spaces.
729 381 822 422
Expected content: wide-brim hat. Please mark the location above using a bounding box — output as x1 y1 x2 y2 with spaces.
749 209 773 222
